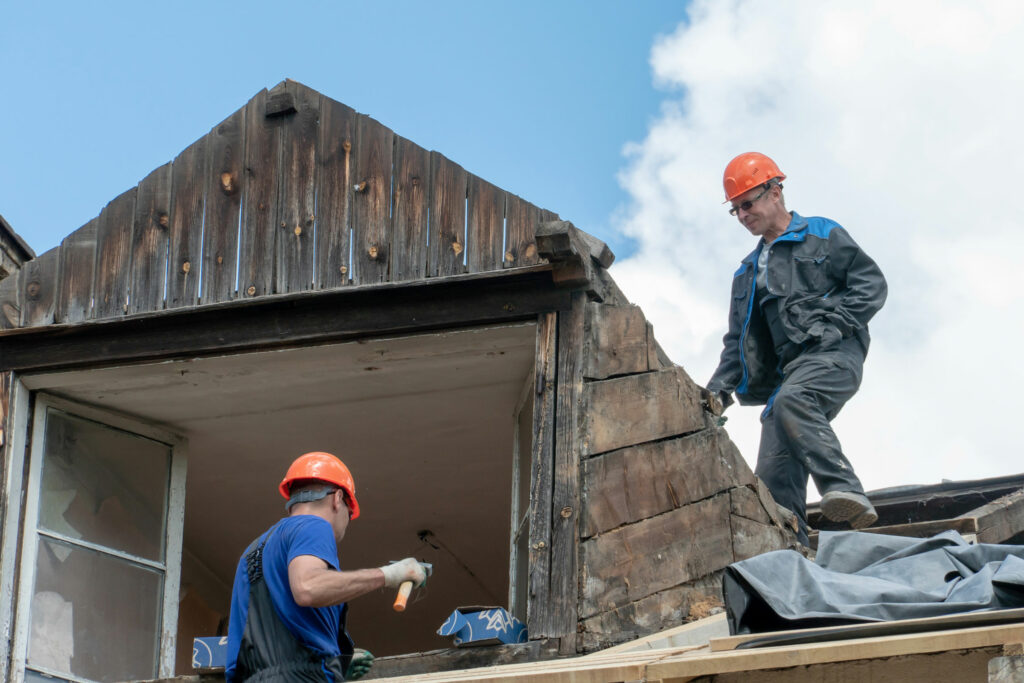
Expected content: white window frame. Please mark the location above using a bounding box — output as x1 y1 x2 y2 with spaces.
508 367 534 618
9 393 187 683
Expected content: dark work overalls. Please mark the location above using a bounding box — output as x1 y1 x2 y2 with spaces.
233 527 354 682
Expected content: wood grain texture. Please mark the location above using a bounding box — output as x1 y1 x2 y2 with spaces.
580 493 734 619
549 292 586 648
275 82 319 293
391 136 430 282
428 152 467 277
504 193 541 267
128 163 172 314
580 429 755 538
166 136 208 309
314 96 357 289
467 174 505 273
527 312 557 638
202 106 246 303
239 90 280 299
962 487 1024 544
731 513 793 563
19 247 59 327
0 274 19 329
579 572 724 652
91 187 138 319
351 115 394 285
55 219 98 323
583 302 650 380
581 366 705 457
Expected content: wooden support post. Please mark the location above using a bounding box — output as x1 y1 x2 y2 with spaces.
527 312 556 638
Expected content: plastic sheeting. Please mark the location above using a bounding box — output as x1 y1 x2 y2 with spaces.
723 530 1024 635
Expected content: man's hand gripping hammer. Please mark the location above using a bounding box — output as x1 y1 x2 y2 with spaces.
382 558 432 612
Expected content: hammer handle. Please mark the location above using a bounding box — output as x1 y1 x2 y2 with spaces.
393 580 413 612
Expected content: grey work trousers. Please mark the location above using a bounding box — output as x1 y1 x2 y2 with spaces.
755 338 867 545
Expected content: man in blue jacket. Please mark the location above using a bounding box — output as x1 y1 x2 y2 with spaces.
706 153 887 545
225 452 429 681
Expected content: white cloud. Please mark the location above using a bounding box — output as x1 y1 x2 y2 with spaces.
612 0 1024 494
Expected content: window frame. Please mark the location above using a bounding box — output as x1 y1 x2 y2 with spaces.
10 393 188 682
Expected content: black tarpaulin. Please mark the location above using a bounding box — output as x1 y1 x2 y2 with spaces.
723 530 1024 635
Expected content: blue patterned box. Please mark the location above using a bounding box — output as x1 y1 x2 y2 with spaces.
193 636 228 670
437 606 527 647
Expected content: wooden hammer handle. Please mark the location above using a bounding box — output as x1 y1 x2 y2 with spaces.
393 580 413 612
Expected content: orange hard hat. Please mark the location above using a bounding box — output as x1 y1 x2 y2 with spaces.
723 152 786 202
279 451 360 520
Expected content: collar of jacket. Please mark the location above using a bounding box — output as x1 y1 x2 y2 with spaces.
740 211 809 267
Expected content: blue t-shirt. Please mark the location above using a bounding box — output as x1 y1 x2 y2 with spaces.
225 515 346 681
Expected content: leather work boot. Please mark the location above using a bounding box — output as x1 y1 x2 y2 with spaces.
821 491 878 529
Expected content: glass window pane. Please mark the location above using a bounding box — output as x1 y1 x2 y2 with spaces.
29 537 162 683
39 409 171 561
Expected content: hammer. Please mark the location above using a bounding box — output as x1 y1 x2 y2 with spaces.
391 561 433 612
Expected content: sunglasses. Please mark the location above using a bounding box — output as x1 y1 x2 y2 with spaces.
729 185 771 216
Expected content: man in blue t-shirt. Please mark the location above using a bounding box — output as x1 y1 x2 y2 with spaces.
225 452 429 682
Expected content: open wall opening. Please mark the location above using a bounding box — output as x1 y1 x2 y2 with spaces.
21 321 538 675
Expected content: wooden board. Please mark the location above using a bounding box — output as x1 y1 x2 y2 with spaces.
239 90 279 299
128 163 172 314
466 174 505 273
709 608 1024 653
390 136 430 282
549 292 586 651
579 493 734 620
202 106 245 303
18 247 59 327
731 513 794 562
504 193 540 267
962 487 1024 544
351 115 394 285
0 275 18 330
165 136 208 309
429 152 467 277
579 573 725 652
580 430 754 538
91 187 138 319
581 366 705 457
55 219 98 323
583 302 650 380
314 96 357 289
275 82 319 294
527 312 557 637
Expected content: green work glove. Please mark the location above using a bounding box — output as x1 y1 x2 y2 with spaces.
348 648 374 680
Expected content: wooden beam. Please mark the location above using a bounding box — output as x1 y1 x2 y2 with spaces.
582 302 650 380
0 267 570 373
958 487 1024 544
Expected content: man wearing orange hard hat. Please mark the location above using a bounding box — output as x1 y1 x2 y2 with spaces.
705 153 887 545
225 452 429 682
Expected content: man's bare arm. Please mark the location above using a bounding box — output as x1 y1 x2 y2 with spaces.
288 555 385 607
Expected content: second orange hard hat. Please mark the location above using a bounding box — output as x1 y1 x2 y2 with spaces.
279 451 361 520
723 152 786 202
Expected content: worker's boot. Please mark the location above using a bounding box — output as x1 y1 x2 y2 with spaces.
820 491 878 529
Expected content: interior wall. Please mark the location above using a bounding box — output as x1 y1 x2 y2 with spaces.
21 322 538 667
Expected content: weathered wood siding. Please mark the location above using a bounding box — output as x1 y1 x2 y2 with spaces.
575 301 799 652
2 80 553 328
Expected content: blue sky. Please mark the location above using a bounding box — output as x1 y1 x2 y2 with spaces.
1 1 684 257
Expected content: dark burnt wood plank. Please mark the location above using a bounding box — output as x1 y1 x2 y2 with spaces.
276 82 320 294
549 291 586 652
467 174 505 274
314 97 357 289
391 136 430 282
0 268 567 372
0 275 19 330
201 106 245 303
504 194 541 267
91 187 138 319
55 219 98 323
527 312 557 638
239 89 282 299
428 152 467 277
19 247 59 327
166 136 208 309
128 163 172 314
350 115 393 285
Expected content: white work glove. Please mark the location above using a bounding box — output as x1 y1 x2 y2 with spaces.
380 557 427 588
